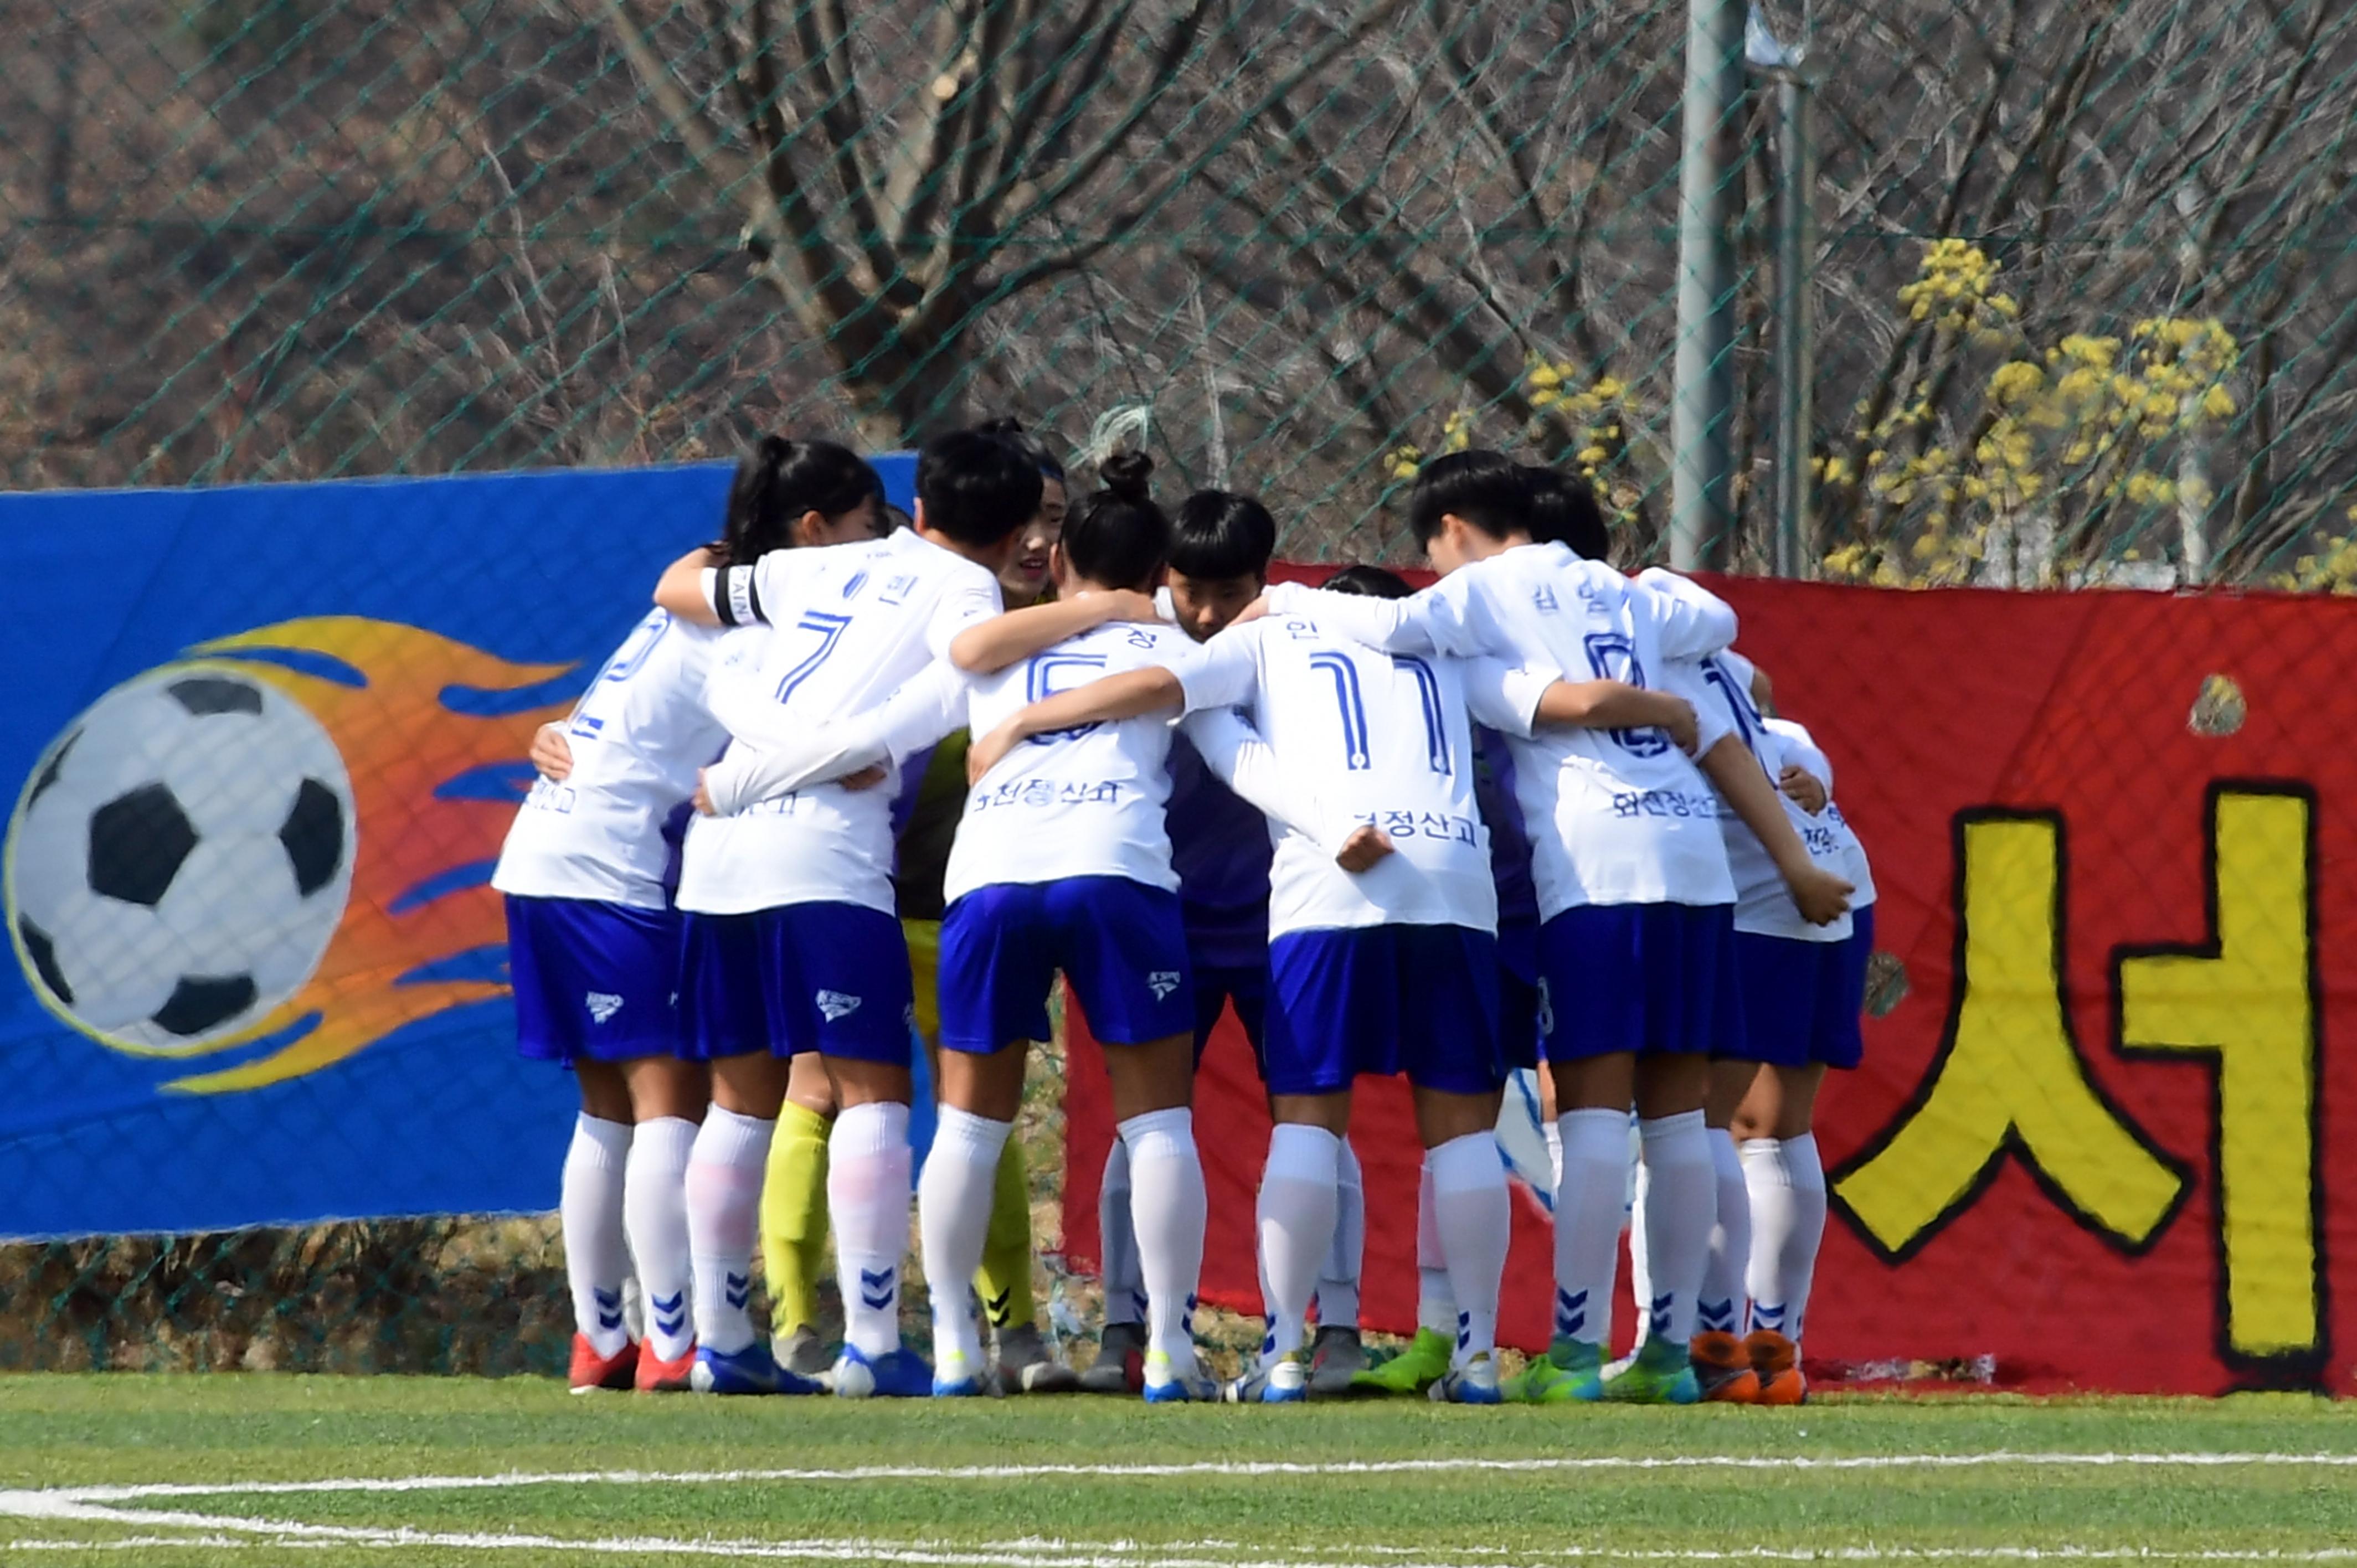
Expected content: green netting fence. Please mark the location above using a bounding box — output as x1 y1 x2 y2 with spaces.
5 0 2357 1370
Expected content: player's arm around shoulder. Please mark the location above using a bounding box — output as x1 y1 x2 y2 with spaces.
1632 565 1739 662
944 587 1162 673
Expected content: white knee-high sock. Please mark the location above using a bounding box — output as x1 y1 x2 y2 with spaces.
1553 1108 1629 1349
1742 1133 1828 1345
562 1115 633 1356
1097 1136 1146 1328
1255 1122 1340 1366
1121 1107 1208 1373
623 1115 698 1361
1318 1136 1364 1330
684 1106 773 1356
829 1101 913 1359
1428 1132 1509 1369
1416 1152 1458 1337
1698 1129 1751 1337
1627 1155 1653 1347
1637 1111 1714 1348
918 1107 1012 1373
1545 1117 1564 1192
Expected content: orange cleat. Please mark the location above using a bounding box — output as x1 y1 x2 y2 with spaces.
1745 1329 1807 1406
569 1334 639 1394
1689 1332 1761 1404
635 1340 698 1393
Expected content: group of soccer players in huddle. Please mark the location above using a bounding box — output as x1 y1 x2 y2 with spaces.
492 420 1875 1407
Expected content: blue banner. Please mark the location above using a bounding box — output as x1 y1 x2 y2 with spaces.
0 456 915 1239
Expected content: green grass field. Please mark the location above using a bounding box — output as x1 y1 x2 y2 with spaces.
1 1378 2353 1565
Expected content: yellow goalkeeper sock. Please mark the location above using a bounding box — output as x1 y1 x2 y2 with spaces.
974 1133 1038 1332
760 1100 832 1338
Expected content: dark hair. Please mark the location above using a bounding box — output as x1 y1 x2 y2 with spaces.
917 429 1045 548
1320 563 1414 599
1062 451 1172 591
1170 489 1278 581
1522 465 1609 560
971 416 1067 483
714 436 881 565
1407 449 1531 548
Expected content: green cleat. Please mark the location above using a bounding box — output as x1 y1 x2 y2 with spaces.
1502 1338 1604 1404
1350 1327 1454 1395
1600 1335 1701 1405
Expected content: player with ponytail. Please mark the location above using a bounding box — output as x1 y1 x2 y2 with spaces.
501 436 883 1394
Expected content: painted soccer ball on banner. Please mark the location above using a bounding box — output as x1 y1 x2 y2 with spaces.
5 667 356 1054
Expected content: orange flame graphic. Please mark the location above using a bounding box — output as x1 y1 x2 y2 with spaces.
160 618 572 1094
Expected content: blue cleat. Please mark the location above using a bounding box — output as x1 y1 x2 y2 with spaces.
932 1348 991 1397
833 1344 935 1399
1222 1352 1308 1404
689 1341 824 1396
1428 1353 1504 1405
1140 1349 1221 1404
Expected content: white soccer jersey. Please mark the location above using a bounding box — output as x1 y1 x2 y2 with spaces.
492 610 728 909
1669 655 1851 943
1264 549 1739 915
1174 615 1551 940
673 530 1003 916
944 620 1203 905
1765 714 1877 909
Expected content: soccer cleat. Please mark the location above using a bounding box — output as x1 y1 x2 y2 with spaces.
1428 1352 1504 1405
1690 1332 1762 1404
1601 1335 1702 1405
634 1340 697 1394
691 1341 826 1396
1350 1326 1454 1395
1079 1321 1148 1395
773 1324 832 1379
1141 1349 1221 1404
1502 1338 1604 1404
832 1344 935 1400
568 1334 638 1394
1746 1329 1807 1406
1306 1324 1368 1397
994 1322 1080 1394
932 1348 991 1397
1224 1352 1309 1405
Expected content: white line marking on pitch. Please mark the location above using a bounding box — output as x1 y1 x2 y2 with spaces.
23 1450 2357 1505
7 1520 2357 1567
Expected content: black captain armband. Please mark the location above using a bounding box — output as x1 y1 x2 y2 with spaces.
713 564 765 627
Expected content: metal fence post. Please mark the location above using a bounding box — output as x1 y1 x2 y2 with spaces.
1670 0 1747 571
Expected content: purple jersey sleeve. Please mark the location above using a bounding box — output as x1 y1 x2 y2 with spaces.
1165 729 1273 969
1474 726 1539 930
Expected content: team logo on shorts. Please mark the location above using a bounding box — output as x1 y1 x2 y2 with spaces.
584 992 624 1024
816 989 863 1022
1146 971 1181 1001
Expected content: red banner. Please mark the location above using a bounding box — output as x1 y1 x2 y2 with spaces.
1064 572 2357 1396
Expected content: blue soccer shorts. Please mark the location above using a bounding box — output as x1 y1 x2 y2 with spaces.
747 900 915 1064
1537 900 1737 1062
676 910 768 1062
1191 958 1269 1065
1723 929 1861 1070
505 894 683 1064
1263 922 1502 1097
1497 916 1543 1072
938 876 1195 1053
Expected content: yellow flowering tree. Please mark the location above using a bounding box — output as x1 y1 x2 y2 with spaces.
1381 361 1652 549
1822 241 2244 586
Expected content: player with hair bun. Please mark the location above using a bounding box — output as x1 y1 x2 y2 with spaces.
497 435 884 1395
663 430 1159 1399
